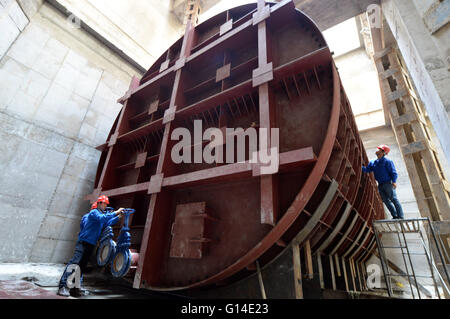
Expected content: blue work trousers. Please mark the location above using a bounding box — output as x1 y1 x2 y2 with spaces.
378 183 404 219
58 241 95 289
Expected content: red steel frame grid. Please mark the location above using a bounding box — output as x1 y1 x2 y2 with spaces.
86 0 384 290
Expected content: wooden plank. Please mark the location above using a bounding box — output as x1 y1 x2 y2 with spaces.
317 253 324 289
292 243 303 299
393 112 417 127
442 179 450 193
401 141 426 155
343 222 368 258
329 254 336 290
329 213 358 255
334 254 341 277
359 262 367 291
349 229 372 259
373 47 392 60
381 50 450 221
317 201 352 252
380 67 399 80
355 259 363 291
256 260 267 299
419 151 450 220
386 88 407 102
350 258 357 292
341 258 349 292
293 180 339 245
304 240 313 279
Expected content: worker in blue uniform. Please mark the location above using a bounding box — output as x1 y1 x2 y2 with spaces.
362 144 404 220
57 195 124 297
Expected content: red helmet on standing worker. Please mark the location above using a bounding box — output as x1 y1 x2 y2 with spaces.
96 195 110 204
90 202 98 210
377 144 390 155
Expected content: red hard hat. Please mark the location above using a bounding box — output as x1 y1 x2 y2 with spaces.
91 202 98 210
377 144 390 155
97 195 110 204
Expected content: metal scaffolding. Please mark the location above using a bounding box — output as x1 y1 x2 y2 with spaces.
373 218 450 299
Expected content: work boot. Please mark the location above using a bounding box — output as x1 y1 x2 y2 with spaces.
57 286 70 297
70 288 88 297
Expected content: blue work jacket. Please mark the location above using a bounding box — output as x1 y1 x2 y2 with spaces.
362 156 398 184
78 209 119 245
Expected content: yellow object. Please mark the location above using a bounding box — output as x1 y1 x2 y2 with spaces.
395 282 404 288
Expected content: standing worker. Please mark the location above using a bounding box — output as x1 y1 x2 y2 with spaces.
362 145 404 220
57 195 124 297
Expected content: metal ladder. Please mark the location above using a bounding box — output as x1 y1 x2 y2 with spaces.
373 218 450 299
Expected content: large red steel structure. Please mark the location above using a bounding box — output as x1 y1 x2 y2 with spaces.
87 0 385 291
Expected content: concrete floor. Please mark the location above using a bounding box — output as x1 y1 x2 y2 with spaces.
0 262 444 299
0 263 188 299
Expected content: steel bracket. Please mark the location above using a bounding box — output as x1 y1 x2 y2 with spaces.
252 62 273 87
163 106 177 124
220 19 233 36
159 60 170 73
108 132 119 147
252 5 271 25
148 173 164 194
174 57 186 71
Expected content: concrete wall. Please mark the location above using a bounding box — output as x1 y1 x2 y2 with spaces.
382 0 450 164
0 1 141 263
0 0 30 59
54 0 184 70
321 17 386 131
335 47 385 130
360 126 420 218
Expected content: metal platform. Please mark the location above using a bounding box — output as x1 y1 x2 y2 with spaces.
373 218 450 299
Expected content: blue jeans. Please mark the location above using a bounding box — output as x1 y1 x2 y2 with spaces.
58 241 95 289
378 183 404 219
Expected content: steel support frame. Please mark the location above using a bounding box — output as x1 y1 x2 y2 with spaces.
86 0 385 291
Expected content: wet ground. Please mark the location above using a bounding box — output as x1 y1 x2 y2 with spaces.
0 263 188 299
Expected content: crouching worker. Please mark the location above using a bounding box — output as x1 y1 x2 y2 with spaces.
57 195 124 297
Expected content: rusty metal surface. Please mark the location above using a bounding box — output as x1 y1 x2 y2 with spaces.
87 1 384 291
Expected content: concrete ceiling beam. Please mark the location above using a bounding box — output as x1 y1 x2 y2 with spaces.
293 0 381 31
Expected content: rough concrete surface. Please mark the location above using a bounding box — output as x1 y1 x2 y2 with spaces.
0 1 141 264
0 280 68 299
0 263 187 299
0 263 65 287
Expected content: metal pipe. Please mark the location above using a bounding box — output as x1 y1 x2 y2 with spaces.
399 221 421 299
